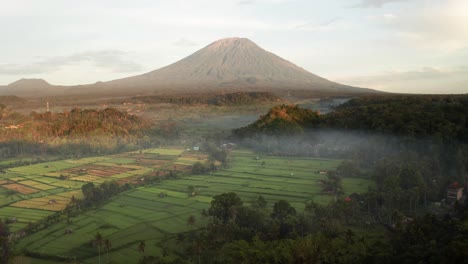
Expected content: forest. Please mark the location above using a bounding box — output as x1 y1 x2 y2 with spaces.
122 92 279 106
143 192 468 264
0 107 158 162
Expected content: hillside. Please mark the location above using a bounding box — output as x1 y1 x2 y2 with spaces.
232 104 320 137
234 94 468 141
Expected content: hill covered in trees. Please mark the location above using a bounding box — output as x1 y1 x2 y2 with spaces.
0 107 150 142
322 95 468 142
0 107 153 160
232 104 320 137
233 94 468 141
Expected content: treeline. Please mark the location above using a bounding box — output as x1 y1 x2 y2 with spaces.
29 107 149 139
322 95 468 142
0 108 168 160
0 107 150 142
233 94 468 140
145 192 468 264
126 92 279 106
79 181 132 207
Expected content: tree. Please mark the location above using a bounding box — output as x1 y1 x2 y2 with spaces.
104 239 112 263
191 162 206 175
192 238 204 264
271 200 296 221
0 220 11 263
93 232 103 264
252 195 267 210
82 182 95 200
208 192 243 224
138 241 146 255
187 215 196 228
271 200 297 238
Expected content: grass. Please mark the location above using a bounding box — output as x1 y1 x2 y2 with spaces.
143 148 185 156
0 207 54 232
17 180 57 191
10 190 83 211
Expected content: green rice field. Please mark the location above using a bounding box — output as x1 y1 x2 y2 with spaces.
12 148 373 263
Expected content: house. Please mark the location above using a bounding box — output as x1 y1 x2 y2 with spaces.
220 143 236 150
447 182 464 204
318 170 328 175
48 199 57 204
350 192 364 202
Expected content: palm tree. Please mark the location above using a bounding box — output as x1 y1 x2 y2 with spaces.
93 232 103 264
104 239 111 263
187 215 196 228
138 240 146 255
192 238 204 264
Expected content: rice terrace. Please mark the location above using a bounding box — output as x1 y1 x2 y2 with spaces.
0 147 372 263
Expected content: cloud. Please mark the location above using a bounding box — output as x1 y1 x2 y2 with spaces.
352 0 411 8
295 17 343 32
336 66 468 94
172 38 198 47
0 50 143 75
383 1 468 52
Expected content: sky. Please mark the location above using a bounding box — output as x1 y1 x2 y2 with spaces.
0 0 467 94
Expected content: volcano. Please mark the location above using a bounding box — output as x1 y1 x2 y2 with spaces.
98 37 374 94
1 38 377 97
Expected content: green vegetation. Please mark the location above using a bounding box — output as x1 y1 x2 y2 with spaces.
12 149 364 263
322 94 468 141
1 107 149 142
0 147 204 223
234 94 468 141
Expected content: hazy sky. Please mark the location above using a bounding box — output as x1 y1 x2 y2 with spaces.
1 0 467 94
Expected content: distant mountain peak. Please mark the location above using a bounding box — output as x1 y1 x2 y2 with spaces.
8 78 51 87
